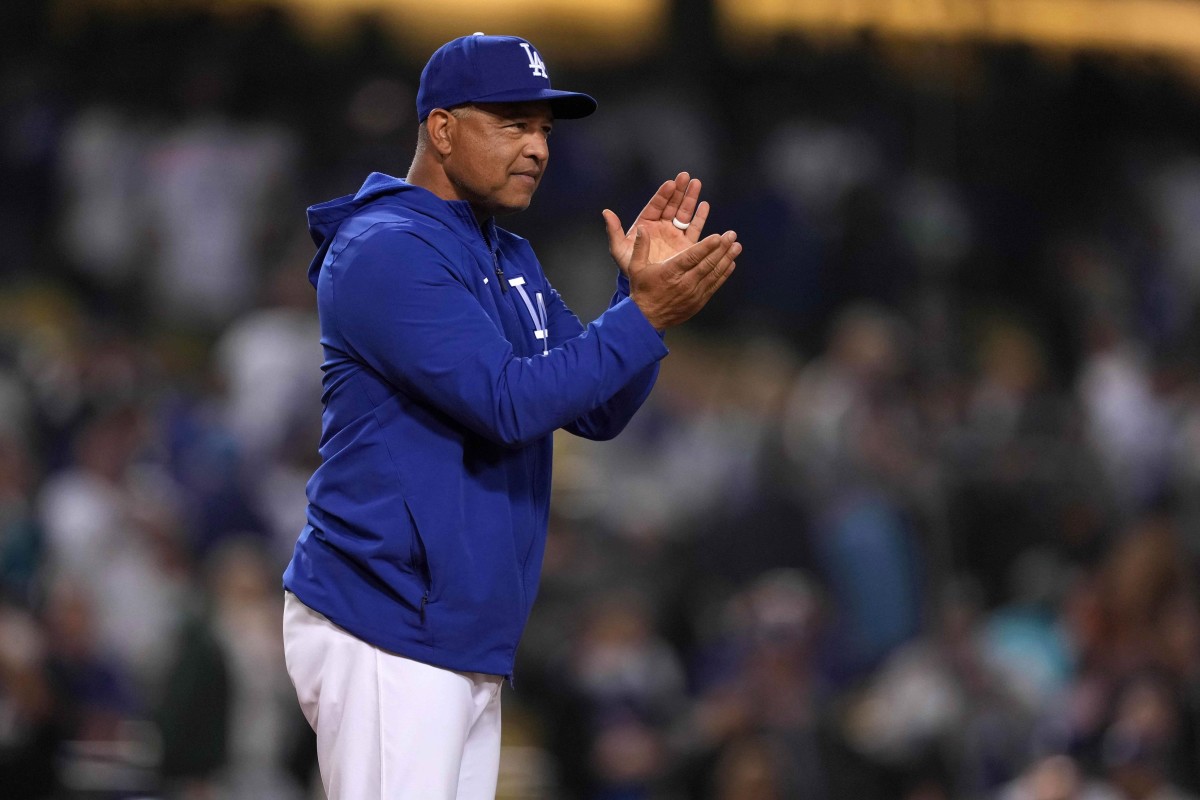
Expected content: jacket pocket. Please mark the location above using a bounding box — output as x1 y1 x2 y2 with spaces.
403 499 437 644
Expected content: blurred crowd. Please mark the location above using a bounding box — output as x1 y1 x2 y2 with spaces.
4 2 1200 798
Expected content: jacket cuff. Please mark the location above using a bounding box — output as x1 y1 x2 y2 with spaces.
615 271 631 297
605 296 669 360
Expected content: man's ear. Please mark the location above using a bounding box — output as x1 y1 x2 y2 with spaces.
425 110 454 157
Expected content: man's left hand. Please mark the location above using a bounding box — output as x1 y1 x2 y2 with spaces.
603 172 710 276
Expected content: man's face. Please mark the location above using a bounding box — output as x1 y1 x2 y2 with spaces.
443 101 554 218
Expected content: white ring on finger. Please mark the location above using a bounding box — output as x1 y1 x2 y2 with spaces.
671 217 690 230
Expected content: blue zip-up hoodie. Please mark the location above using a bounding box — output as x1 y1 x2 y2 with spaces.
283 173 667 677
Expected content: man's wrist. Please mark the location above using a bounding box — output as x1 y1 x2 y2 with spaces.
616 271 631 296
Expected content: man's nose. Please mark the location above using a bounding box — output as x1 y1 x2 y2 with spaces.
524 133 548 162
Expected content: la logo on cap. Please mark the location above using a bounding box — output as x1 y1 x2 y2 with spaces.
519 42 548 78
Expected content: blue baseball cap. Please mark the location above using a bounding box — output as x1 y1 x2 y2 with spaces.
416 33 597 122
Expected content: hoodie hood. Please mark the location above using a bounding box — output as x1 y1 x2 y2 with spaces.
306 173 415 287
305 172 489 288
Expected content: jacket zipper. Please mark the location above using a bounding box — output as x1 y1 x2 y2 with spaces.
420 591 429 623
481 223 507 292
494 252 507 292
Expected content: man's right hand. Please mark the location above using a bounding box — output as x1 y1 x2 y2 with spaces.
627 226 741 332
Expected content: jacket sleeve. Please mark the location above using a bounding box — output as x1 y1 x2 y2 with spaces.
548 273 662 441
329 225 668 448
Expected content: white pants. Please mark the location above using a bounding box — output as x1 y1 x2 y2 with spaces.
282 592 503 800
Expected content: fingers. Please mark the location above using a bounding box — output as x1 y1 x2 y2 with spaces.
687 200 711 243
660 172 693 222
692 233 739 286
634 178 680 226
601 208 625 251
676 178 703 229
669 230 738 273
695 239 741 299
626 172 705 233
664 231 740 319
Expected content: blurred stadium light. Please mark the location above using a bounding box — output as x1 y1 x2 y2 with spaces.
50 0 1200 68
718 0 1200 59
51 0 672 64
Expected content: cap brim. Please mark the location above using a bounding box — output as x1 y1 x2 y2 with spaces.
465 87 597 119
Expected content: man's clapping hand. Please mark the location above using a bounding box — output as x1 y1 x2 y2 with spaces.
603 172 710 274
626 225 740 332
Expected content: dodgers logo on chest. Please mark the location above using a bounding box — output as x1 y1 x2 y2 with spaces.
507 277 549 356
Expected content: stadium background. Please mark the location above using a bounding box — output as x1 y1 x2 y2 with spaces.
4 0 1200 797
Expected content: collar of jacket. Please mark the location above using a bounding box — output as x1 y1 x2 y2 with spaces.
355 172 498 248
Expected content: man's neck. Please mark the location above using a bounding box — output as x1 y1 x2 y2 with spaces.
406 158 489 225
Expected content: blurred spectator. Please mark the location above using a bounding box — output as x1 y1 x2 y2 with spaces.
947 315 1106 605
708 734 790 800
0 63 62 277
997 754 1118 800
155 583 230 798
205 538 306 800
1100 672 1198 800
781 304 927 676
980 548 1073 711
781 303 921 501
155 537 308 800
213 254 320 469
37 403 190 690
0 432 44 606
844 574 1032 796
0 604 59 799
1076 319 1173 514
56 105 148 298
1155 592 1200 793
1101 517 1192 677
42 578 157 798
141 58 297 332
681 569 881 799
544 589 687 799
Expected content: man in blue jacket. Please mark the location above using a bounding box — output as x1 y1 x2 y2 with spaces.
282 32 740 799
